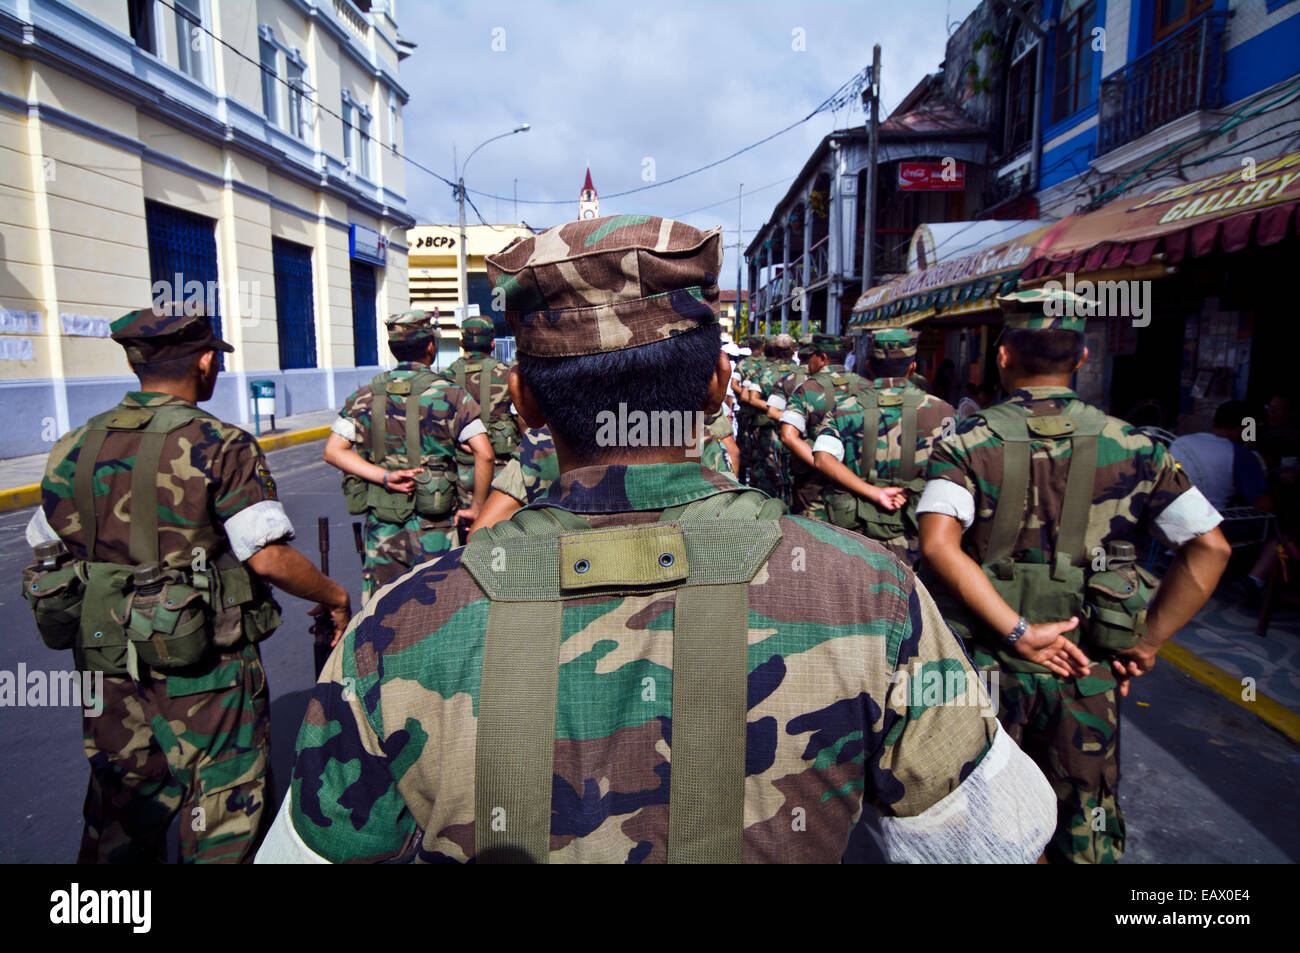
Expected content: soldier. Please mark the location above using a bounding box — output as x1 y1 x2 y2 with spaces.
258 214 1055 864
734 337 768 484
916 288 1231 863
812 328 955 565
742 333 799 502
778 341 867 520
443 315 521 511
322 311 493 601
22 304 351 863
468 424 559 536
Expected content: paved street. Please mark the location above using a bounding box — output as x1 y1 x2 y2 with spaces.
1 437 1297 863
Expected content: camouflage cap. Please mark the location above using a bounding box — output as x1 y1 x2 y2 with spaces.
386 310 439 344
870 327 919 361
110 304 233 364
997 287 1089 332
460 314 495 349
484 214 721 357
771 333 797 352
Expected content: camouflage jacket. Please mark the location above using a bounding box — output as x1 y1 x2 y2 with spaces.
333 363 485 470
442 355 516 459
276 463 1005 863
31 392 291 570
919 386 1210 566
813 378 955 487
700 409 734 474
781 368 868 438
491 426 558 505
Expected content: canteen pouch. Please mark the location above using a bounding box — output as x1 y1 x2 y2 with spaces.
489 417 521 458
78 562 135 676
212 560 281 647
22 560 86 651
964 561 1087 675
1085 562 1159 653
342 474 370 515
365 481 417 523
125 574 211 670
414 466 456 519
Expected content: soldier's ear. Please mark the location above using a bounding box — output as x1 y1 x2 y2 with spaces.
702 349 730 415
196 349 216 378
1075 346 1089 372
997 345 1011 371
508 364 548 430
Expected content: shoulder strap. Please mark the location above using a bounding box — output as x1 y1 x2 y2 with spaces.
975 406 1031 564
1053 402 1106 578
470 488 780 863
858 388 880 483
478 359 495 431
898 389 924 483
370 373 390 464
73 403 210 565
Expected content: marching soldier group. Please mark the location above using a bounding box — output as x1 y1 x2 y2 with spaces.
22 214 1231 865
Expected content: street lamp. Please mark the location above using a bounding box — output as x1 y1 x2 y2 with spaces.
456 123 530 313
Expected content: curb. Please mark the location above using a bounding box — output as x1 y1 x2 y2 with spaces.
0 425 332 514
1159 640 1300 745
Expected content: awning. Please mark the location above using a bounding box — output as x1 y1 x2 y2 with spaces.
849 222 1062 330
1021 151 1300 279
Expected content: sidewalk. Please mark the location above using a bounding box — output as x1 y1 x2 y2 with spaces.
0 407 337 502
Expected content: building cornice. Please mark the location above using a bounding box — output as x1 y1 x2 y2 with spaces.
0 6 413 227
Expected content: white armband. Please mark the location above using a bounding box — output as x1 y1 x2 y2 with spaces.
812 433 844 462
255 794 332 864
916 479 976 531
780 409 807 434
458 419 488 444
1151 487 1222 548
25 507 60 546
223 500 296 561
331 417 358 444
879 727 1055 863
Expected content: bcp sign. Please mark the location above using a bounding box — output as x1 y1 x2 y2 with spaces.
898 161 966 191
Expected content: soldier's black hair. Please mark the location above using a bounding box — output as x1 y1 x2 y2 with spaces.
388 338 434 362
1001 328 1085 375
517 323 723 462
462 340 494 354
129 351 205 384
869 355 915 379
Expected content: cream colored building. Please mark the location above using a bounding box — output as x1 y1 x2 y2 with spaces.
0 0 415 458
408 222 533 367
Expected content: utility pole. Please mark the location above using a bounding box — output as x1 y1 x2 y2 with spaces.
863 44 881 294
736 182 743 337
514 178 518 223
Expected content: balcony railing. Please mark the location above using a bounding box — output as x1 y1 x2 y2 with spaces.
333 0 370 40
1097 12 1228 157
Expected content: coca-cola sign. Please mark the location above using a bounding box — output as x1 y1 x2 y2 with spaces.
898 161 966 191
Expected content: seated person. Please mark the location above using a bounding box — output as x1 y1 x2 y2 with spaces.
1169 400 1269 514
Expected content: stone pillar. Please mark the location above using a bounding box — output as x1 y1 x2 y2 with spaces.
779 218 791 334
801 199 813 337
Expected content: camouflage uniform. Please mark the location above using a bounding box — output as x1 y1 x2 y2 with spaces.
753 339 800 503
25 308 291 863
701 407 735 475
735 349 767 485
916 290 1222 863
336 366 484 601
779 366 867 520
444 316 519 510
259 214 1056 864
491 425 558 506
812 333 954 565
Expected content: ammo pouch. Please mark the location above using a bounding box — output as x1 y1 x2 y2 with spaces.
123 571 211 670
22 558 87 651
489 416 521 458
414 466 456 518
343 474 370 515
1085 558 1159 653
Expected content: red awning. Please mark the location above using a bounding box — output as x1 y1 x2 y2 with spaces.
1022 151 1300 279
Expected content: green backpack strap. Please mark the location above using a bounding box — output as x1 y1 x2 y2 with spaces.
973 404 1031 564
478 357 499 432
469 488 781 863
74 428 111 560
897 389 924 483
858 388 881 483
370 373 390 465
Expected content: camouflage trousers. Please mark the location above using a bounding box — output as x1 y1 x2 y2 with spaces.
972 646 1124 864
749 426 790 502
790 472 828 522
79 643 271 864
455 457 508 511
362 510 455 601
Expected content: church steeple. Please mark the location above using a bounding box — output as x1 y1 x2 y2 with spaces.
579 167 599 220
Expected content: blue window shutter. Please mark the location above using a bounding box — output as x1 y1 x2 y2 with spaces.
144 200 223 348
351 260 378 366
272 238 316 369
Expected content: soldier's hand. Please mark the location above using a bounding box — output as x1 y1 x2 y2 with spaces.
1016 617 1092 678
455 506 480 525
868 486 907 511
383 469 421 495
309 599 352 647
1110 635 1160 693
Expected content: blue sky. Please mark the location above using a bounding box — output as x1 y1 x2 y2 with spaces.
398 0 981 288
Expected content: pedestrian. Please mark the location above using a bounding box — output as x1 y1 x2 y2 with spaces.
812 328 954 565
443 315 521 511
257 214 1056 864
322 311 493 601
916 287 1231 863
22 303 351 863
